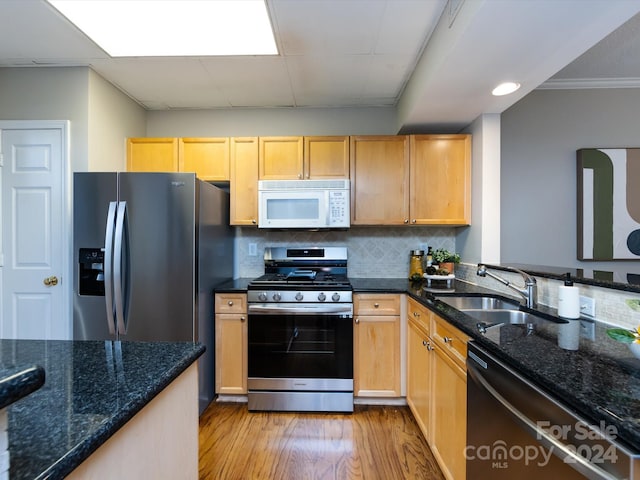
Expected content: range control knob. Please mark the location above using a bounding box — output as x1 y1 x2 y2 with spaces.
258 292 267 302
331 292 341 302
318 292 327 302
272 292 282 302
295 292 304 301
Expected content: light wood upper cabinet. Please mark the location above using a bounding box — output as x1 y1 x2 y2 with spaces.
214 293 248 395
230 137 259 226
304 136 349 179
258 136 304 180
350 135 410 225
127 138 179 172
410 134 471 225
353 294 401 397
258 136 349 180
127 137 231 181
179 137 230 181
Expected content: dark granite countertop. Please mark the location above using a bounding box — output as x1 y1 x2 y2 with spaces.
214 277 253 292
214 276 640 452
5 339 204 480
0 365 45 410
408 281 640 453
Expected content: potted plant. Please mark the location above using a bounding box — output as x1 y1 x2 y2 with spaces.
432 248 460 275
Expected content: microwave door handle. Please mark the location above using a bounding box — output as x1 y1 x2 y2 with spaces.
325 190 331 225
467 364 617 480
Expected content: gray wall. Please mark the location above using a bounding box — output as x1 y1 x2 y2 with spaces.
0 67 145 172
146 106 398 137
501 88 640 271
0 67 90 172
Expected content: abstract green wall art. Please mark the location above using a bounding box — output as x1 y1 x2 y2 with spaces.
577 148 640 261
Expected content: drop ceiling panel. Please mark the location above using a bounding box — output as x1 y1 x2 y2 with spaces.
272 0 387 55
200 57 294 107
0 0 106 62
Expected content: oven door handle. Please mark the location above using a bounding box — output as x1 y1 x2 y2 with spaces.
468 362 618 480
248 304 353 316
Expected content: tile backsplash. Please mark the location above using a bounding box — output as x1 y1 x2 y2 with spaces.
235 226 456 278
456 263 640 330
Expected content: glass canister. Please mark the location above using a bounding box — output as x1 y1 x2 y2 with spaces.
409 250 424 279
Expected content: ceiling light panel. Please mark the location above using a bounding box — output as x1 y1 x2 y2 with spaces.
47 0 277 57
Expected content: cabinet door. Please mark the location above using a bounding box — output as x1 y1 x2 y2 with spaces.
407 318 432 441
230 137 259 226
304 136 349 179
127 138 178 172
431 344 467 480
350 135 409 225
258 136 304 179
179 137 230 181
410 134 471 225
354 314 400 397
215 313 247 395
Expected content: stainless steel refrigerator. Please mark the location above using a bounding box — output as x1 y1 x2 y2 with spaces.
73 172 234 414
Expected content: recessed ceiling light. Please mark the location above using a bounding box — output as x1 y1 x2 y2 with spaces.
46 0 277 57
492 82 521 96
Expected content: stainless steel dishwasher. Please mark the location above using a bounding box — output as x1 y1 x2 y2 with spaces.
467 342 640 479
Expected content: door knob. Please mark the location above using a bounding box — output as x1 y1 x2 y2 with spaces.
44 276 58 286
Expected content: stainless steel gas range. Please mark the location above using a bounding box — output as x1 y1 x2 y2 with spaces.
247 246 353 413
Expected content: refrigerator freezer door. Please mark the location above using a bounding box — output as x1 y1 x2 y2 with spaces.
73 173 118 340
117 173 196 342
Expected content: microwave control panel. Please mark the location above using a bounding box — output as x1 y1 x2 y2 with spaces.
329 190 349 226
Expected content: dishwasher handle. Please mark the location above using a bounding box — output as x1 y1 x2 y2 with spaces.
468 359 618 480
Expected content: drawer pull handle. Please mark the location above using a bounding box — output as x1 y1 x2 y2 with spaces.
240 316 245 322
228 301 234 306
443 336 453 344
413 311 420 317
422 340 427 346
355 318 360 324
374 303 379 308
427 343 433 351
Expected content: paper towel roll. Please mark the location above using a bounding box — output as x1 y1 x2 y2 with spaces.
558 285 580 319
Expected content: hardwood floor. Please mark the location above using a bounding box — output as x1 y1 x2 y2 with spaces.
199 402 445 480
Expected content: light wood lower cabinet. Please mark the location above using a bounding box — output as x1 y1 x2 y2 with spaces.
353 294 401 397
406 297 468 480
407 300 432 439
214 293 248 395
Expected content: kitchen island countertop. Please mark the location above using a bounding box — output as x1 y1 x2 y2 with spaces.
5 339 204 480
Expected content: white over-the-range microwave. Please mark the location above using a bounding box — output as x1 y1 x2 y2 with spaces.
258 179 350 229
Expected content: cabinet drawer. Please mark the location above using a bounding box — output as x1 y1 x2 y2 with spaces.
407 298 430 335
432 314 468 369
354 294 400 315
214 293 247 314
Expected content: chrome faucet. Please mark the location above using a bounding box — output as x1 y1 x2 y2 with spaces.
477 264 537 308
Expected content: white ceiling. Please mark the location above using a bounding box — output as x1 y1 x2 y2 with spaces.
1 0 640 132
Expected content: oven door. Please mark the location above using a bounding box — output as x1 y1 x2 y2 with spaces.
248 303 353 380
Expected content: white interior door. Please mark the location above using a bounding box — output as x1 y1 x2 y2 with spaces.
0 121 69 339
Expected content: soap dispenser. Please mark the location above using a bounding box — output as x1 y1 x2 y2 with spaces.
558 273 580 319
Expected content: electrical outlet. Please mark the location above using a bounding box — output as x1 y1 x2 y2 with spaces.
580 296 596 318
580 319 596 341
248 243 257 256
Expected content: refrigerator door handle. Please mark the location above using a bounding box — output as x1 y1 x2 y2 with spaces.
114 201 129 335
103 201 117 336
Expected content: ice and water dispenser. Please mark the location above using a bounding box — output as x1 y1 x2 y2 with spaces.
78 248 105 296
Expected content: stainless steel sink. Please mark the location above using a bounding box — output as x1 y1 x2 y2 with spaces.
460 308 552 325
435 295 520 311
